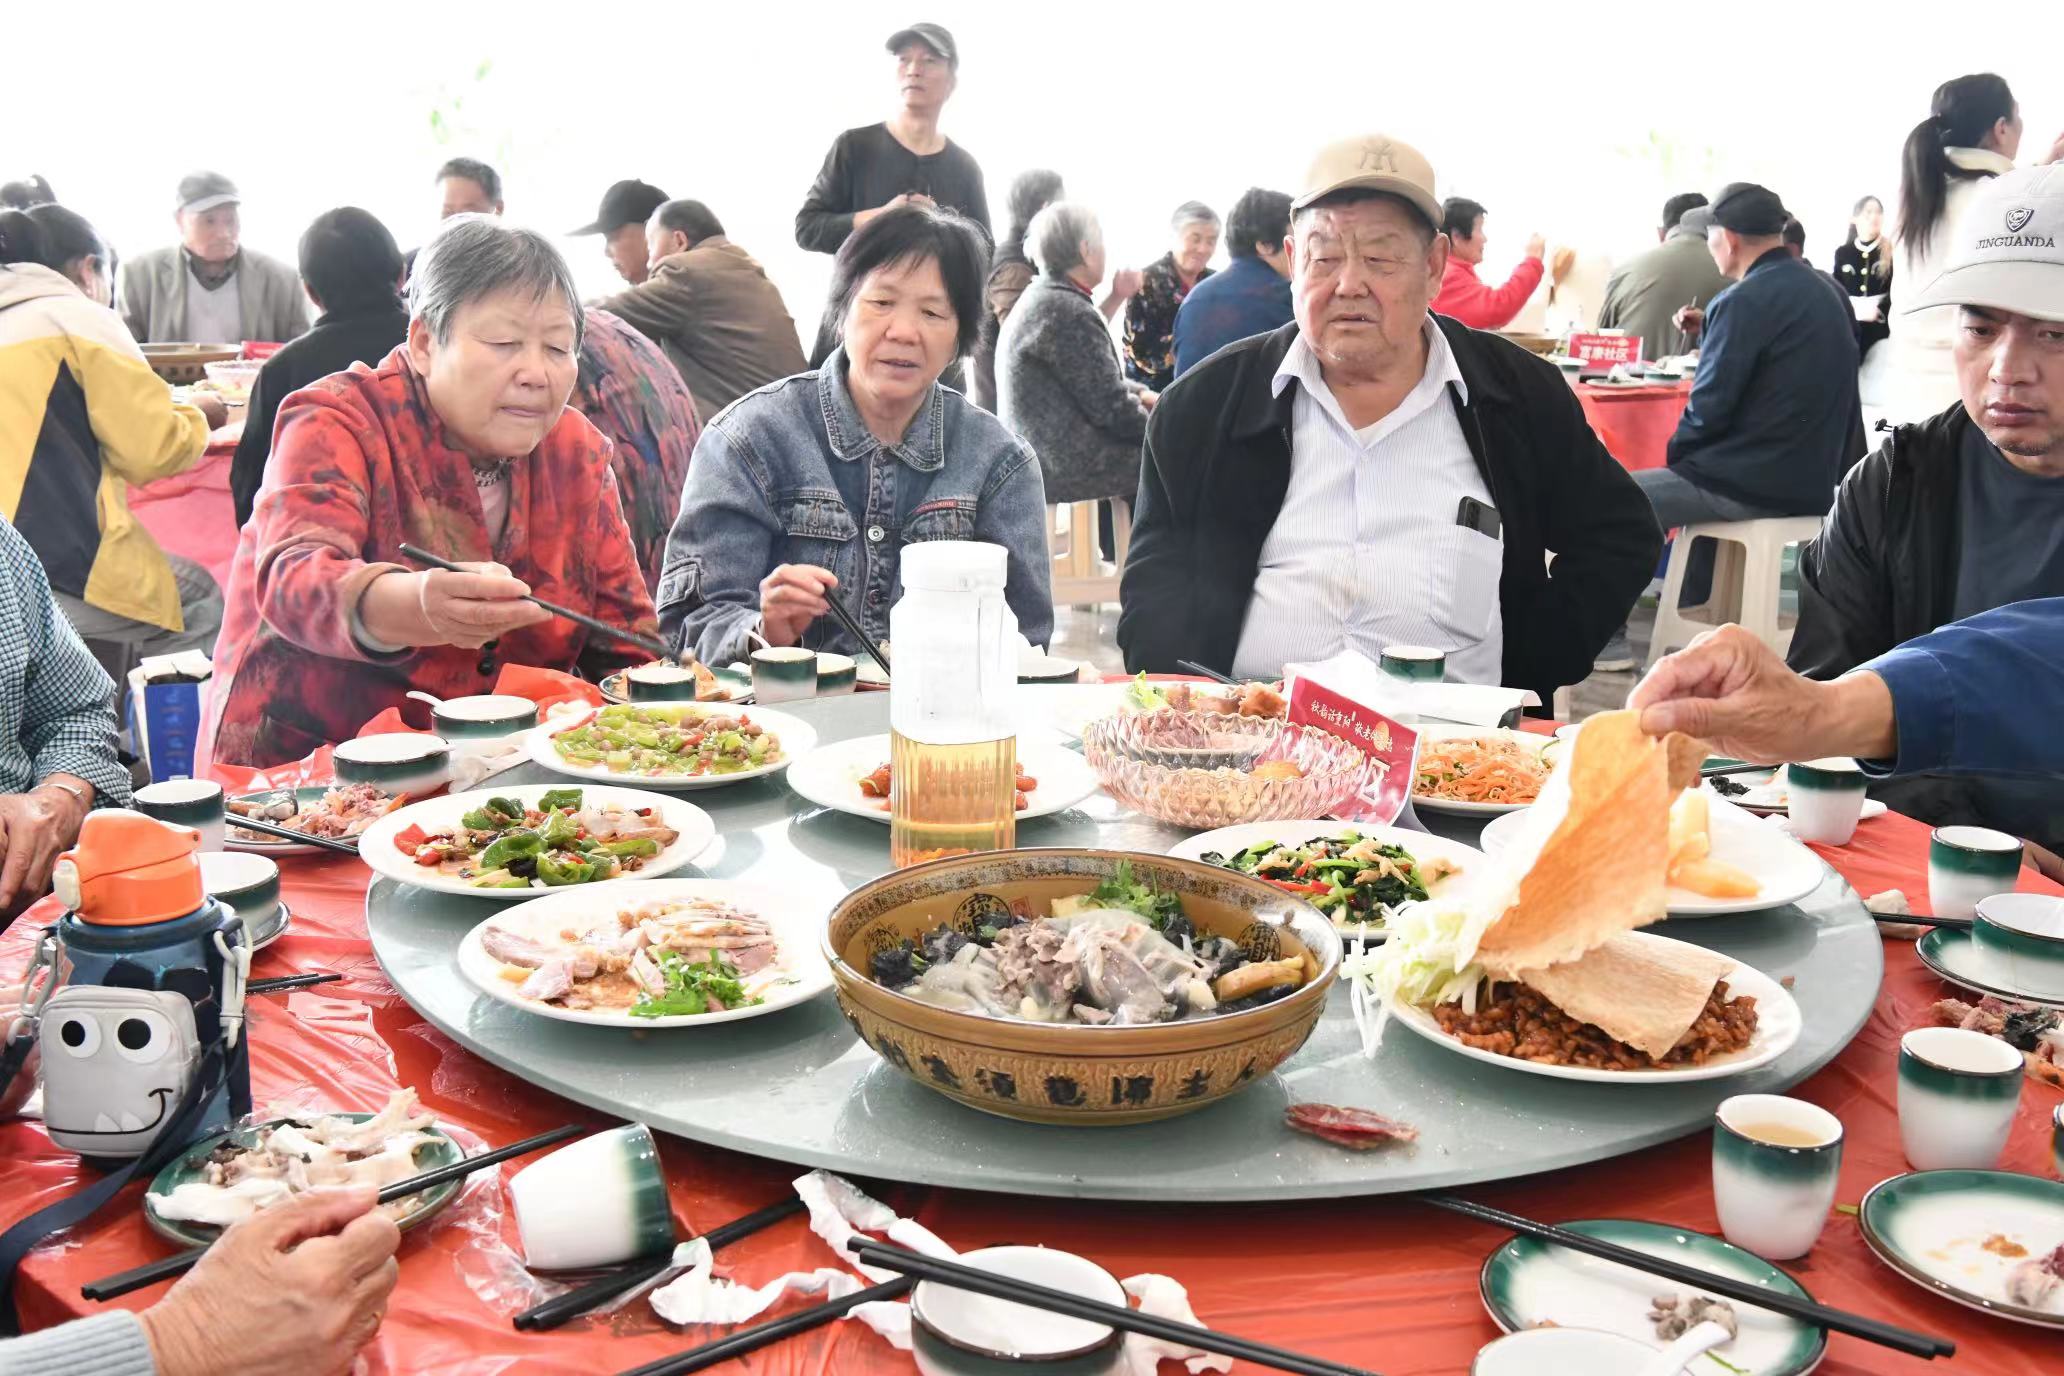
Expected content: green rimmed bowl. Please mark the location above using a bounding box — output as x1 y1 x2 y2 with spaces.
599 664 752 705
1897 1027 2022 1170
145 1112 464 1247
1478 1217 1828 1375
333 733 451 797
1973 893 2064 1001
1860 1170 2064 1330
508 1122 673 1270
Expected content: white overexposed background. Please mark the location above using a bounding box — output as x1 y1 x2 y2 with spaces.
11 1 2063 340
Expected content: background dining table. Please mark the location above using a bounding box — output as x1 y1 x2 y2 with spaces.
0 695 2056 1375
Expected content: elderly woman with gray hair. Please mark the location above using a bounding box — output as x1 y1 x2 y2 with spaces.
202 214 657 767
997 202 1155 507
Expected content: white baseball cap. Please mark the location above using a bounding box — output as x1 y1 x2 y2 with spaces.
1907 165 2064 322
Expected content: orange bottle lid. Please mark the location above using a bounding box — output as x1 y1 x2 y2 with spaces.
53 810 205 926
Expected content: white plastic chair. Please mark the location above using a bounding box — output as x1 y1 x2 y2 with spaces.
1645 515 1825 667
1047 501 1130 609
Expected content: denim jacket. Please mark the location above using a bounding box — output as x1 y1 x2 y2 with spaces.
657 349 1054 665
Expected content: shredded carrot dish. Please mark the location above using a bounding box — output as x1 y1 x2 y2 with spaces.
1413 736 1547 805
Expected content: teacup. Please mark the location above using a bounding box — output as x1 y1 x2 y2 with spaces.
1899 1026 2024 1170
751 647 818 704
625 662 702 703
1472 1327 1689 1375
1711 1094 1843 1260
133 780 226 852
429 694 538 741
198 851 281 940
508 1122 673 1271
1784 758 1868 846
1380 645 1445 682
1972 893 2064 1000
816 653 858 696
911 1246 1125 1376
332 733 451 799
1928 825 2022 921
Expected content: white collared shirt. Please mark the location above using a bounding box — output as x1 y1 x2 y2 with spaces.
1230 318 1505 683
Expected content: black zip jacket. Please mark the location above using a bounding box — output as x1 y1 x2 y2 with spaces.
1116 317 1663 700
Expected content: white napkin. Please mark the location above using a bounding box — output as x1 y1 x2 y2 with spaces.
1281 650 1537 729
1410 683 1539 729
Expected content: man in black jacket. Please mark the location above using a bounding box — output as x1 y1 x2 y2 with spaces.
1790 164 2064 854
231 207 409 527
1117 133 1661 701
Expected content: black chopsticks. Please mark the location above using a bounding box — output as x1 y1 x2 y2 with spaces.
1177 659 1241 686
1701 762 1777 779
1874 913 1973 930
246 972 343 995
515 1195 807 1331
819 590 891 684
225 813 360 854
1419 1194 1955 1360
399 543 672 663
614 1277 915 1376
82 1124 585 1301
849 1240 1380 1376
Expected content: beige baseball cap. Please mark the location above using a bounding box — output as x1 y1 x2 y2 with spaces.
1293 134 1440 230
1907 165 2064 322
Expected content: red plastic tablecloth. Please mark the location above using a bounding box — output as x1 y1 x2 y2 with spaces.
1574 380 1693 473
128 439 240 593
0 810 2058 1375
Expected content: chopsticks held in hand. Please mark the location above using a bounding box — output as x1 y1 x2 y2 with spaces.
1176 659 1241 687
398 543 671 663
818 589 891 685
225 814 360 855
1419 1195 1956 1360
1701 762 1777 780
81 1124 585 1302
614 1277 915 1376
515 1195 808 1332
850 1240 1381 1376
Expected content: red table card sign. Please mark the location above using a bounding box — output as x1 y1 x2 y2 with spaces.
1566 332 1643 366
239 341 284 361
1288 678 1418 824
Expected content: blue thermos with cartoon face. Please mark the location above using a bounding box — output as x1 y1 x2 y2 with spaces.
20 810 251 1165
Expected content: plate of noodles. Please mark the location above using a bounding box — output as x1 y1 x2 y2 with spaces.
1411 725 1553 816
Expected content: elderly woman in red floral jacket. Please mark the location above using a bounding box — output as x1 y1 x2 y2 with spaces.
204 216 657 767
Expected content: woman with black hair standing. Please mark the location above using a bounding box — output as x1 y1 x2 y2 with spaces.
1832 194 1892 356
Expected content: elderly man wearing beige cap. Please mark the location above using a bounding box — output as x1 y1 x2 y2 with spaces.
1790 163 2064 860
1118 134 1660 697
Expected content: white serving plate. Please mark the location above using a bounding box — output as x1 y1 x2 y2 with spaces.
456 879 832 1028
1382 947 1801 1084
1410 725 1553 817
1478 793 1824 916
1166 821 1483 931
525 703 817 791
357 784 715 899
784 735 1099 824
1034 683 1133 742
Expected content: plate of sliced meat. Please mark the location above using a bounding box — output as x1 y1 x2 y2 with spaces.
456 879 832 1027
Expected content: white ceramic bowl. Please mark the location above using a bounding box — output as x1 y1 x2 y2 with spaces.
332 733 452 798
507 1123 673 1270
1972 893 2064 1000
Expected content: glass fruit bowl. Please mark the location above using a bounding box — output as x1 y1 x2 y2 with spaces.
1082 711 1372 829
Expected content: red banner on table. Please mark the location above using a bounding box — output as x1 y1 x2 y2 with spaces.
1565 331 1643 366
1288 678 1417 824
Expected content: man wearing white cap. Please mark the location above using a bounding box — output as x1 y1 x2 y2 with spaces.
1791 164 2064 855
1118 133 1661 699
119 171 308 345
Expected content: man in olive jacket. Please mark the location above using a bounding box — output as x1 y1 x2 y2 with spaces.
1118 133 1660 699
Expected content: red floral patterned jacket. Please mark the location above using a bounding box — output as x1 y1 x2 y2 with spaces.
203 347 657 767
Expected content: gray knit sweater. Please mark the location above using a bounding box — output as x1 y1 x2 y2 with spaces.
995 274 1151 505
0 1311 155 1376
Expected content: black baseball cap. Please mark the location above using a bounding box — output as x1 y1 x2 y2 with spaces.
1678 183 1789 237
570 180 669 236
886 22 956 68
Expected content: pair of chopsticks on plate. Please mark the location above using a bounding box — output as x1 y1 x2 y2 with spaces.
399 542 892 685
225 812 360 854
612 1195 1953 1374
81 1124 585 1301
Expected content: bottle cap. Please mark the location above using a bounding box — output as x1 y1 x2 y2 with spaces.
900 540 1006 593
52 810 205 926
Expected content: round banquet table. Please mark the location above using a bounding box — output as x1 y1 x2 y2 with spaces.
0 694 2058 1376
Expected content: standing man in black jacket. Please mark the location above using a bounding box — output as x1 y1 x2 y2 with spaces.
230 207 409 527
1790 164 2064 858
795 23 989 380
1117 133 1661 701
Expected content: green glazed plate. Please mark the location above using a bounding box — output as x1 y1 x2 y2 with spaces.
1479 1217 1827 1374
145 1112 464 1247
1916 927 2064 1010
225 787 336 856
1860 1170 2064 1329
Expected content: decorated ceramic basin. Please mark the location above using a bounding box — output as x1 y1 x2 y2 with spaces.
824 848 1339 1126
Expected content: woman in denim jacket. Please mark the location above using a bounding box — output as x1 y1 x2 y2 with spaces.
658 204 1053 666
